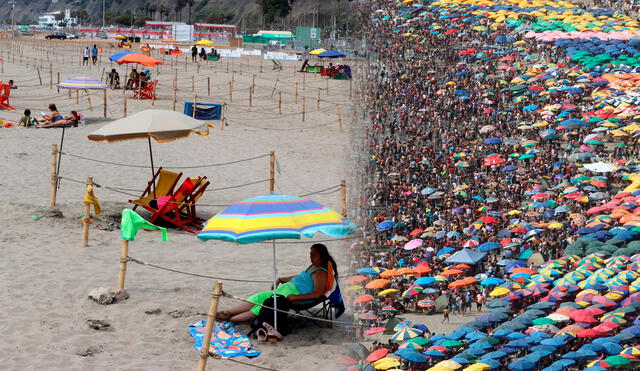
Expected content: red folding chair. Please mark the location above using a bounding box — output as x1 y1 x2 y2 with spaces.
133 80 158 100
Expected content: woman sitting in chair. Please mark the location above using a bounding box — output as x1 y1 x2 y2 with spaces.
217 244 337 323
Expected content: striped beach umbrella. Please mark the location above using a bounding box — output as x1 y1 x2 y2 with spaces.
197 193 354 330
391 327 424 342
56 77 109 90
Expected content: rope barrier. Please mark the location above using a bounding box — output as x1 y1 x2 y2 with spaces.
125 257 274 283
60 151 269 169
209 355 278 371
204 178 270 192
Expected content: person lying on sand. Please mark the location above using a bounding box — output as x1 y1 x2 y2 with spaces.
217 244 336 323
37 111 79 128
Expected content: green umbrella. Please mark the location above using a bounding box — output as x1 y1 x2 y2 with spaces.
532 317 556 326
441 339 464 347
477 336 500 345
406 337 431 346
604 355 630 367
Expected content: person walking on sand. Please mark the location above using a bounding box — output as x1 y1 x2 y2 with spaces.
83 47 90 66
91 44 98 65
476 292 485 312
191 45 198 62
442 307 450 324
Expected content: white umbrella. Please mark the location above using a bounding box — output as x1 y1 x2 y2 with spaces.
583 162 617 173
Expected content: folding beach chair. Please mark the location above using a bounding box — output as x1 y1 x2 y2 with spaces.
133 80 158 100
290 263 345 328
147 175 210 233
129 167 182 211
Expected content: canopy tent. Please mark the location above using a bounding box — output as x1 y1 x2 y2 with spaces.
444 248 488 265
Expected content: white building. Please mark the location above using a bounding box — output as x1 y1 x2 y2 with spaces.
38 9 77 27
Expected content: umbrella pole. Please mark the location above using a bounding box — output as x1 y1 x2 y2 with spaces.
148 137 156 198
55 126 65 191
272 239 278 332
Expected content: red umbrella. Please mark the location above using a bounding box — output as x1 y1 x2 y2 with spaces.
410 228 424 237
532 193 551 200
570 310 598 324
366 348 389 363
479 216 498 224
584 307 606 316
483 156 505 166
365 327 387 336
577 328 602 338
510 227 527 234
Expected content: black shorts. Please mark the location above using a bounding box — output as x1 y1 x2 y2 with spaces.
83 57 89 61
92 56 97 61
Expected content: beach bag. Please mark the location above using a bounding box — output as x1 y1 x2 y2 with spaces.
248 295 291 340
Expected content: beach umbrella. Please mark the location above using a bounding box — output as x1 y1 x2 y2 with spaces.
365 279 391 290
196 193 354 330
116 53 163 67
161 37 178 43
88 109 210 181
509 358 536 371
366 348 390 363
318 50 346 58
392 327 423 342
376 221 395 231
365 327 387 336
603 355 630 367
436 360 462 369
195 39 214 46
396 349 427 363
115 34 127 40
373 357 401 370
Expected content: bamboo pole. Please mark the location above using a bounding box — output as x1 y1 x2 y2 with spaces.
76 90 79 104
123 97 128 117
349 78 352 99
191 75 195 92
302 97 306 122
271 78 279 97
197 281 223 371
326 78 329 94
37 67 42 85
278 91 282 115
117 239 129 292
49 64 52 89
173 82 177 111
295 83 298 104
228 81 233 101
221 102 226 131
269 151 275 192
259 59 263 73
103 89 107 118
86 90 93 111
303 71 306 90
337 104 343 132
249 86 253 107
50 144 58 208
207 77 210 96
82 176 93 248
57 72 60 93
317 88 320 109
193 95 197 118
341 180 347 217
252 74 256 89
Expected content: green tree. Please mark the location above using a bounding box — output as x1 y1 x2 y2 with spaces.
258 0 294 24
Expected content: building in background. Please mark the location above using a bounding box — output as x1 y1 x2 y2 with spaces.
295 27 322 50
38 9 77 27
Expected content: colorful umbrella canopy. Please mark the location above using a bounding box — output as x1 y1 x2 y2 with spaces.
116 53 163 67
56 77 108 90
195 39 214 46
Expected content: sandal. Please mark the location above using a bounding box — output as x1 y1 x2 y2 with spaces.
256 328 267 342
263 323 283 342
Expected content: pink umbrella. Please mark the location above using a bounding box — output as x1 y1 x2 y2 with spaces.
404 239 424 250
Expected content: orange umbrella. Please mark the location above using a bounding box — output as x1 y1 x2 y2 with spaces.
449 277 477 288
117 53 164 67
441 269 464 277
414 265 432 274
398 267 415 275
511 267 536 275
346 275 369 285
161 37 178 43
355 295 374 304
365 279 391 289
454 264 472 270
380 270 402 278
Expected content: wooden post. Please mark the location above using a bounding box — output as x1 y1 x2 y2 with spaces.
249 86 253 107
295 83 298 104
228 81 233 101
317 88 320 109
278 91 282 115
123 97 128 117
221 102 226 131
37 67 42 85
86 90 93 110
191 75 195 92
57 72 60 93
197 281 223 371
341 180 347 217
50 144 58 208
49 64 53 89
207 77 210 96
82 176 93 248
193 95 197 118
302 97 306 122
271 78 279 97
337 104 343 132
252 74 256 89
76 90 79 104
303 71 306 90
117 239 129 292
269 151 275 192
173 83 177 111
103 89 107 118
259 59 263 73
326 78 329 94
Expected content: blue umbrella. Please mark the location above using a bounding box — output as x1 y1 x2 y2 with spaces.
438 247 455 256
540 338 565 347
509 358 536 371
479 242 501 252
356 268 379 275
481 277 504 286
446 231 461 238
481 359 501 369
109 51 134 62
376 220 395 231
395 349 427 363
481 351 508 360
317 50 345 58
530 345 556 356
600 342 623 355
414 277 436 286
484 137 503 145
502 165 518 172
423 350 446 357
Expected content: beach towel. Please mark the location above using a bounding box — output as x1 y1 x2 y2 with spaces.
326 263 345 318
83 184 102 215
120 209 168 241
189 320 261 358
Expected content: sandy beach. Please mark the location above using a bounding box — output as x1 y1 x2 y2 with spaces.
0 39 358 370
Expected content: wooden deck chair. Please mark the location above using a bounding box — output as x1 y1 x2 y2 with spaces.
133 80 158 100
271 59 283 71
290 263 345 328
129 167 182 211
150 176 210 233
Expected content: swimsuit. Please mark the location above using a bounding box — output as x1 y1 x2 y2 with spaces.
247 266 327 316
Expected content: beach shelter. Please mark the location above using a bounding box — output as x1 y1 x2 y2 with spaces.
197 193 355 330
318 50 346 58
161 37 178 43
109 51 134 62
444 248 487 265
195 39 214 46
116 53 163 67
309 48 327 55
88 109 209 185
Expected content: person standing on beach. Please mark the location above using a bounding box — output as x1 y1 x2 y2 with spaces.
191 45 198 62
82 47 90 66
91 45 98 65
476 292 485 312
442 307 450 324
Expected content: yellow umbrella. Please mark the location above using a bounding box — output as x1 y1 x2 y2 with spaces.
436 360 462 370
464 364 492 371
309 48 326 55
548 222 564 229
378 288 399 296
508 210 521 215
373 357 401 370
115 35 127 40
195 39 214 46
346 285 364 292
490 287 510 297
428 367 452 371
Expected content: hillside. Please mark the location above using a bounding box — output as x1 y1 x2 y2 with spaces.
3 0 356 33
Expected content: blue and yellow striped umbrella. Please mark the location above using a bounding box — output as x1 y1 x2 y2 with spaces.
197 193 354 243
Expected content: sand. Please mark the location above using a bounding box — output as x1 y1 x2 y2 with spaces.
0 38 359 370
